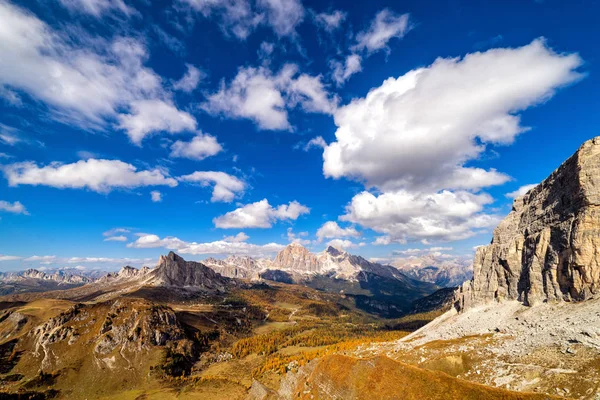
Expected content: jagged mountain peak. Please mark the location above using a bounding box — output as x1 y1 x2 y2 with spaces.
324 245 346 257
146 252 228 291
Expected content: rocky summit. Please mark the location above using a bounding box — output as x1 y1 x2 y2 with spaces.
144 251 229 291
456 137 600 310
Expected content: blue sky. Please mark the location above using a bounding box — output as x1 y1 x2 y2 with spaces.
0 0 598 272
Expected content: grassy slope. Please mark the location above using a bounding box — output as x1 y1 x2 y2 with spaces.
299 354 560 400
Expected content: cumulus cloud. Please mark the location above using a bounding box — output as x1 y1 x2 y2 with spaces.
341 190 501 243
330 54 362 86
506 183 538 199
58 0 136 17
170 133 223 160
178 171 246 202
202 64 337 130
313 10 346 32
223 232 250 242
128 233 285 256
353 9 411 53
117 99 197 145
213 199 310 228
3 159 178 193
173 64 204 93
150 191 163 202
324 39 583 192
0 200 28 215
326 239 358 250
316 221 359 241
0 2 193 143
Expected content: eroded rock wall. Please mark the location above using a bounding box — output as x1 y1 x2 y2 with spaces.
456 137 600 309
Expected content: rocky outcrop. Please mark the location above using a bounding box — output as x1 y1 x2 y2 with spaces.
144 252 228 291
273 242 320 273
203 256 265 280
456 137 600 310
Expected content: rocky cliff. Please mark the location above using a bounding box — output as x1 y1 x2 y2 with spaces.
145 252 228 291
455 137 600 310
272 242 321 273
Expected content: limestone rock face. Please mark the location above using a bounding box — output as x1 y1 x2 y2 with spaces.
456 137 600 310
145 252 228 291
203 255 269 280
273 242 320 273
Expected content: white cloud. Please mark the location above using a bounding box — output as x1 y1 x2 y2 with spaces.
65 256 153 266
258 41 275 60
324 39 583 192
256 0 305 37
3 159 178 193
179 0 262 40
341 190 501 242
213 198 310 228
104 235 128 242
203 65 290 130
286 227 311 245
173 64 204 93
0 255 22 261
286 73 338 114
150 191 163 202
394 246 453 255
353 9 411 53
223 232 250 242
170 133 223 160
0 124 20 145
202 64 337 130
180 0 303 39
372 236 391 245
0 200 28 215
103 227 130 236
0 2 193 143
128 233 285 256
326 238 357 250
58 0 136 17
506 183 537 199
303 136 327 151
330 54 362 86
118 99 197 145
24 255 57 263
76 150 97 160
313 10 346 32
316 221 359 241
179 171 246 202
0 87 22 106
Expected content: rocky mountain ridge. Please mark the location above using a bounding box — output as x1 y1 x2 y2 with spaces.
0 269 92 285
392 255 473 287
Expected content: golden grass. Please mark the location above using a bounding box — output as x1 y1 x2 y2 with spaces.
299 354 560 400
